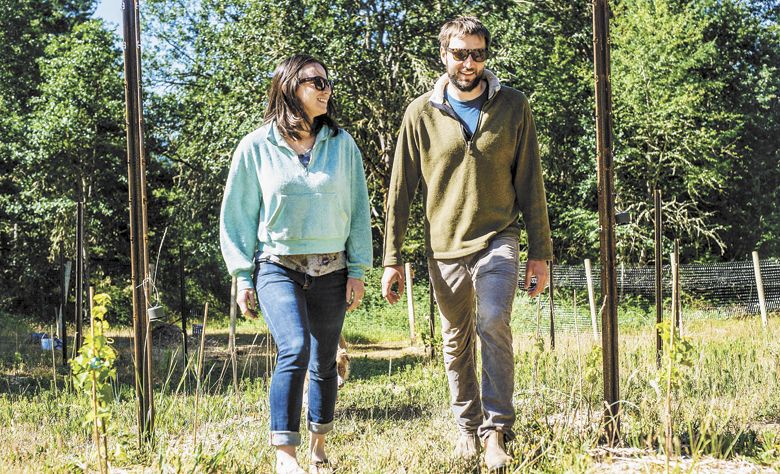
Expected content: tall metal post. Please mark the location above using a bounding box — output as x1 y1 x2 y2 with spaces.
229 276 239 393
670 246 679 334
593 0 620 443
428 281 436 359
549 257 555 350
179 242 188 362
122 0 154 443
404 263 416 344
674 239 682 334
59 241 68 365
654 189 663 368
74 202 84 356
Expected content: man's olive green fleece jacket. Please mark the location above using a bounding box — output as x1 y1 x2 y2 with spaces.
382 70 553 265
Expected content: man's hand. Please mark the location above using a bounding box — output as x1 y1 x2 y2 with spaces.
237 288 258 319
524 259 549 298
381 265 405 304
346 277 365 311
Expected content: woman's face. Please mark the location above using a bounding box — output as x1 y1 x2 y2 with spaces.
295 62 331 124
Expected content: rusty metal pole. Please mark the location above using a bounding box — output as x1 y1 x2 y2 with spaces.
549 257 555 350
229 276 239 393
122 0 154 444
135 0 155 437
593 0 620 443
428 281 436 359
179 242 188 363
654 189 663 368
674 239 681 334
404 263 416 344
59 240 67 365
74 202 84 356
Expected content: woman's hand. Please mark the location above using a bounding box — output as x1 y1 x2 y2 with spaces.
237 288 258 319
345 278 365 311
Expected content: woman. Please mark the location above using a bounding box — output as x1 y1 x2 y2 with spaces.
220 54 372 474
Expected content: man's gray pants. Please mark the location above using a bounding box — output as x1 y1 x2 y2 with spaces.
428 231 520 441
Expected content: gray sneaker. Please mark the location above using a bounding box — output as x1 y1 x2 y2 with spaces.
454 432 481 459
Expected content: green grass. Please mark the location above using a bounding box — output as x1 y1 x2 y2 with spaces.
2 283 780 472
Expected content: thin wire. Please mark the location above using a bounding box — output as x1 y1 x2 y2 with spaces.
516 258 779 333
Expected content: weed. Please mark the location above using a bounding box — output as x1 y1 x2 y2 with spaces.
1 296 779 472
69 293 117 474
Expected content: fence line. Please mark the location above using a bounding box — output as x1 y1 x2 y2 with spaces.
512 258 780 334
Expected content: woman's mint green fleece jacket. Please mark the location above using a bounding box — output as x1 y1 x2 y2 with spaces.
220 122 372 292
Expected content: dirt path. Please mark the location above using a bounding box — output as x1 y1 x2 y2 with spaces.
589 447 778 473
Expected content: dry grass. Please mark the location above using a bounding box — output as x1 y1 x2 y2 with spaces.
1 304 780 472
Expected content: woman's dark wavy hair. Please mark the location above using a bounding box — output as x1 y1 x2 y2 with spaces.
263 54 339 140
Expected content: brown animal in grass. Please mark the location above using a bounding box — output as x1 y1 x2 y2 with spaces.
335 334 350 389
304 334 350 406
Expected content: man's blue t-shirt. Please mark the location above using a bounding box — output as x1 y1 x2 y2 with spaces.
446 85 489 138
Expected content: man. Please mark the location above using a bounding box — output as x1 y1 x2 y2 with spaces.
381 16 552 471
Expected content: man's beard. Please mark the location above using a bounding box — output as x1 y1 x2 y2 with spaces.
448 69 483 92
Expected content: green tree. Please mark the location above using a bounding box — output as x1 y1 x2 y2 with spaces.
702 0 780 258
611 0 736 261
610 0 780 262
8 19 127 314
0 0 97 311
489 1 597 262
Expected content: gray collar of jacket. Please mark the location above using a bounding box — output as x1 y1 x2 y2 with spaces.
429 69 502 106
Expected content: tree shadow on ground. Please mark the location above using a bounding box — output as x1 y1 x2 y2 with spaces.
333 354 435 422
0 330 280 396
347 354 426 381
336 403 430 421
1 327 431 397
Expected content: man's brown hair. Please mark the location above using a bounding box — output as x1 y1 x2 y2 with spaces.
438 16 491 50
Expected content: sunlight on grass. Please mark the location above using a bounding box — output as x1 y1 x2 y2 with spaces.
1 286 779 472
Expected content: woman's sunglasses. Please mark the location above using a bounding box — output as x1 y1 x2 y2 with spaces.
446 48 489 62
299 76 333 91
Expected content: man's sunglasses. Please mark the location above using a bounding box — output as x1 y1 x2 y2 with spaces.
446 48 489 62
299 76 333 91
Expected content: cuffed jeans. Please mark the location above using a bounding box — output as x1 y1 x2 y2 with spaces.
428 231 520 441
254 260 347 446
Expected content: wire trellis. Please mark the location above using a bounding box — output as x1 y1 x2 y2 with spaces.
512 258 780 334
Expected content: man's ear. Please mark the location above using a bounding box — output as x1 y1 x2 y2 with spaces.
440 47 447 66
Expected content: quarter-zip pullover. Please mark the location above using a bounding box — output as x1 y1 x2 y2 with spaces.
220 122 372 292
383 70 553 265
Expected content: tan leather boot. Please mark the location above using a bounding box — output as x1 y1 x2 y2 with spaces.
483 430 512 471
453 432 481 459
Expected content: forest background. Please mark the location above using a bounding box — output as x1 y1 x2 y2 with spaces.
1 0 778 323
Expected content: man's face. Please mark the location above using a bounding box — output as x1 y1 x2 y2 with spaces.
440 34 487 93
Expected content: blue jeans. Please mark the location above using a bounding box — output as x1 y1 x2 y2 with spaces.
254 260 347 446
